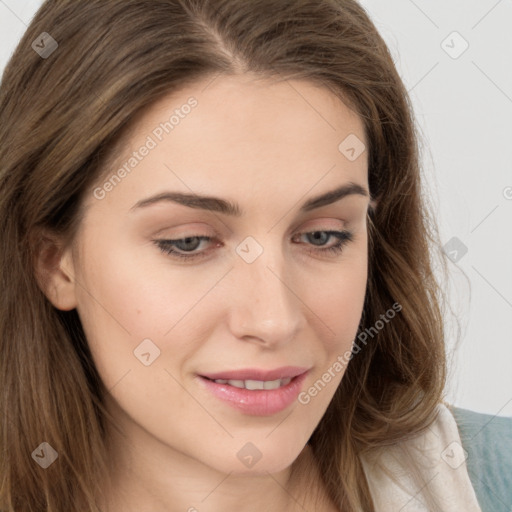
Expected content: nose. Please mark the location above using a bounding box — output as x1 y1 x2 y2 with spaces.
226 246 305 348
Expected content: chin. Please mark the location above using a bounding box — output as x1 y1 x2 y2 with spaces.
212 439 305 476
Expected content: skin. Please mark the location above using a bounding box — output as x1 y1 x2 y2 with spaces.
37 73 373 512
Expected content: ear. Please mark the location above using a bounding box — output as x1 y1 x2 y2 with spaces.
34 229 78 311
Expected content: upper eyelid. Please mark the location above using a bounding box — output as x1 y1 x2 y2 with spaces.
162 228 347 242
158 219 348 238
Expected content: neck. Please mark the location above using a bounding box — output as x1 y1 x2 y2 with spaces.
97 412 333 512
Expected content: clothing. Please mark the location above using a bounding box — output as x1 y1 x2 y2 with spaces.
360 403 498 511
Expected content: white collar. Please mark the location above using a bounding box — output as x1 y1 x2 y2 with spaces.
360 403 481 511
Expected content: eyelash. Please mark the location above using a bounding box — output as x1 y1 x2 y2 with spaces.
152 230 354 262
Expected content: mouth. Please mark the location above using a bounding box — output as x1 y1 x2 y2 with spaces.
196 367 310 416
202 376 294 390
199 365 309 382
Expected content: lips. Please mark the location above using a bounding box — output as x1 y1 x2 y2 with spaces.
196 366 310 416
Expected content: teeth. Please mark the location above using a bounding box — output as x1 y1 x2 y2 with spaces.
212 377 293 390
227 380 245 389
263 379 281 390
246 379 265 390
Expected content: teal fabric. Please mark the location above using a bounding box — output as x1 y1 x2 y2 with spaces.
451 406 512 512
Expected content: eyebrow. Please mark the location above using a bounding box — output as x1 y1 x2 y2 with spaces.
129 182 369 216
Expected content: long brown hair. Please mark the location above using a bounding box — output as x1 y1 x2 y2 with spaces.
0 0 449 510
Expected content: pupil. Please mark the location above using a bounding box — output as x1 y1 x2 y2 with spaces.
310 232 327 245
180 237 200 250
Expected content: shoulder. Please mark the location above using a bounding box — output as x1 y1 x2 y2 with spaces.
360 403 482 511
450 404 512 512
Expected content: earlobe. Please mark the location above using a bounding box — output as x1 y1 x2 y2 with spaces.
34 231 78 311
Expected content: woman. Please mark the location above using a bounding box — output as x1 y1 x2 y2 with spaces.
0 1 508 510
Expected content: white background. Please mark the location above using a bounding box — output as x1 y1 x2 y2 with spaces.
1 0 511 417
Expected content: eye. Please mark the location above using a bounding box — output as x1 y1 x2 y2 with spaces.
153 236 217 261
291 230 354 256
152 229 354 262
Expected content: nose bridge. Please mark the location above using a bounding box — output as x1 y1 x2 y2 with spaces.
228 238 303 344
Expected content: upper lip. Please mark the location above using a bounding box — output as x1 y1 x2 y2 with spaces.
200 366 309 381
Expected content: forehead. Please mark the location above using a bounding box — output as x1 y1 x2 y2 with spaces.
84 74 368 215
134 73 365 149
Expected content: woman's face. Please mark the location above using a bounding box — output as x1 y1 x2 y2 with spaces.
49 74 371 477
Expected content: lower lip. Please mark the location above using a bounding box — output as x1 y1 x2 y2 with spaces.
197 372 309 416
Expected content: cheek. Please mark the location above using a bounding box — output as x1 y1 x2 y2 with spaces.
73 237 232 388
295 259 368 414
304 249 368 351
72 245 182 383
329 267 367 344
